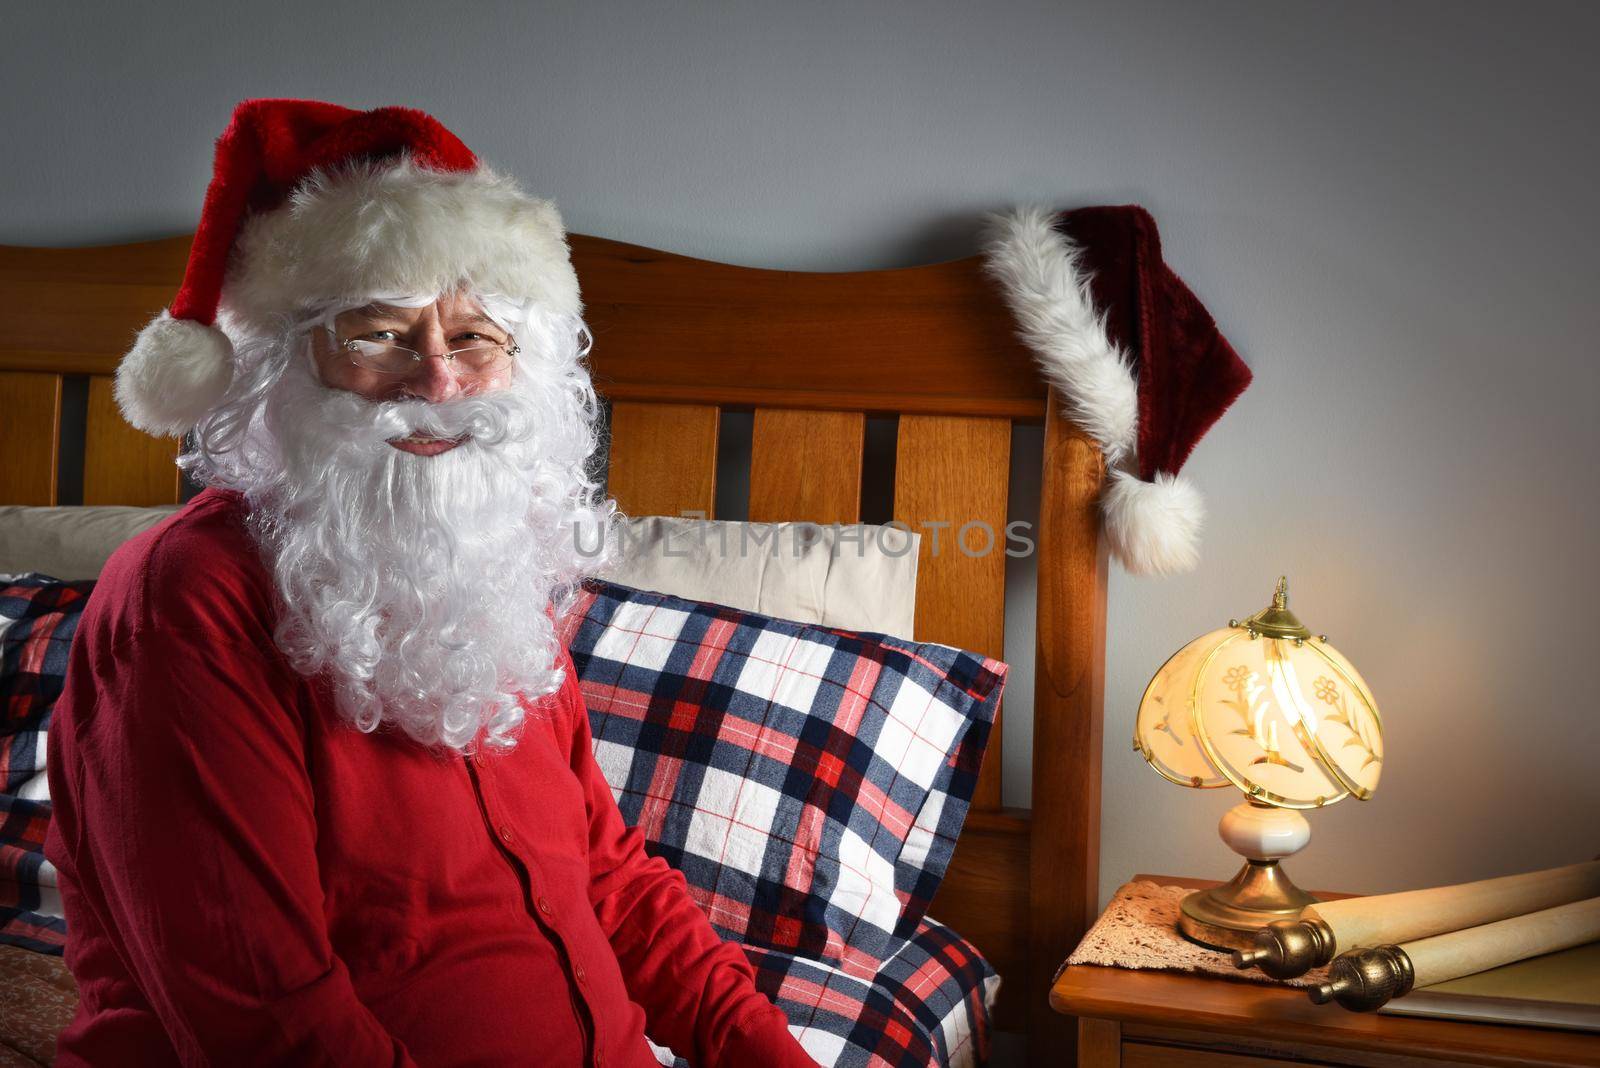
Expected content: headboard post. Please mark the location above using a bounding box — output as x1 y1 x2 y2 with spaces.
1027 396 1109 1059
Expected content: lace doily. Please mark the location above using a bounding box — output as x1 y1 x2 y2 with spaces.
1061 880 1330 988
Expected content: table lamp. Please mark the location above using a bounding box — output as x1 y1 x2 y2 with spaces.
1133 578 1384 950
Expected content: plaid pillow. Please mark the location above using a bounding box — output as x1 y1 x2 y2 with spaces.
651 917 999 1068
1 574 91 954
565 579 1005 976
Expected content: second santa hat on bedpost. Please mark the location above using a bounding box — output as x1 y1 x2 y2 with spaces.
984 205 1253 577
115 97 582 439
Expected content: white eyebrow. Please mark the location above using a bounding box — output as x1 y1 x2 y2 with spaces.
348 303 408 319
341 303 508 333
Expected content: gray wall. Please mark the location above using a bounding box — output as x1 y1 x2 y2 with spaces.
7 1 1597 916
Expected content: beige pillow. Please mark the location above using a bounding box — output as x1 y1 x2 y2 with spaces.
0 506 920 639
0 505 181 580
601 516 919 639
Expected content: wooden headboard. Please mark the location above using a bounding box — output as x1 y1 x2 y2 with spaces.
0 233 1108 1057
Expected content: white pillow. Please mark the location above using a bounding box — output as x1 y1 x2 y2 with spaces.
0 506 920 639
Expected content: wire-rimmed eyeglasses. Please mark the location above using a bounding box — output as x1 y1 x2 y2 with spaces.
337 335 522 377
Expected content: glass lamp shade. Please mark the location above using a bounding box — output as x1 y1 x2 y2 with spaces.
1134 584 1384 810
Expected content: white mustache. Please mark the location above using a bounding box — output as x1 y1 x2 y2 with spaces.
314 386 541 450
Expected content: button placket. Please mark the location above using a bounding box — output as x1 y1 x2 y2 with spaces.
473 757 519 852
462 716 603 1064
467 752 544 921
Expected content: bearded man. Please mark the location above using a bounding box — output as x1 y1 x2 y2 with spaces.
43 99 817 1068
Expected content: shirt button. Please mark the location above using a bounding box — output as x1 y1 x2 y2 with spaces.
499 825 515 844
537 896 553 915
575 964 586 984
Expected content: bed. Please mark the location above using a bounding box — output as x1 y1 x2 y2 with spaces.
0 230 1108 1063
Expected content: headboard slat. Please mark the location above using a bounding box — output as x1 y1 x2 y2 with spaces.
83 376 182 506
892 414 1011 810
605 401 720 519
0 371 64 506
748 409 864 525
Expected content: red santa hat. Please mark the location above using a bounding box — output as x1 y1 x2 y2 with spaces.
116 98 581 437
984 205 1253 577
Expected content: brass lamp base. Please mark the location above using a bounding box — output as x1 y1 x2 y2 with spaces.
1179 858 1319 951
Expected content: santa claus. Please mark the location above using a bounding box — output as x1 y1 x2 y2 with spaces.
43 98 816 1068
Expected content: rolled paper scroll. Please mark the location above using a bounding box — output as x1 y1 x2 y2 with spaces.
1310 895 1600 1011
1234 858 1600 979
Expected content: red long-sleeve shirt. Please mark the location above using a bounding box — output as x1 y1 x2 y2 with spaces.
43 488 815 1068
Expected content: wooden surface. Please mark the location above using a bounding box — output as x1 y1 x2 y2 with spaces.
0 372 62 505
748 408 863 524
604 402 719 518
1029 400 1110 1062
929 808 1032 1028
1120 1041 1311 1068
83 375 181 505
0 230 1110 1059
892 414 1011 810
0 231 1047 412
1058 966 1600 1067
1056 876 1600 1068
0 237 191 376
574 235 1045 419
1079 1017 1124 1067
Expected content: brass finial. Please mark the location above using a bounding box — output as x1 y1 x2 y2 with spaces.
1308 945 1415 1012
1231 916 1336 979
1242 576 1312 641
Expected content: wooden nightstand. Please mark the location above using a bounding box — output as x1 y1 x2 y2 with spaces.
1051 877 1600 1067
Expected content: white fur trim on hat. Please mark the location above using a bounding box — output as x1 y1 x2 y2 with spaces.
983 205 1203 576
982 205 1139 465
1102 468 1204 577
114 309 235 437
224 155 580 334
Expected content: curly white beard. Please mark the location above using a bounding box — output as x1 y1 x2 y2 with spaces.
183 304 613 753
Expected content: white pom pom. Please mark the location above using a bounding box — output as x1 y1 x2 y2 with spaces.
1102 468 1205 576
113 310 235 437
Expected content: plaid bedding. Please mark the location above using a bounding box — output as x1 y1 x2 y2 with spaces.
652 916 999 1068
3 572 1004 1068
0 793 63 954
563 580 1005 976
1 575 88 954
